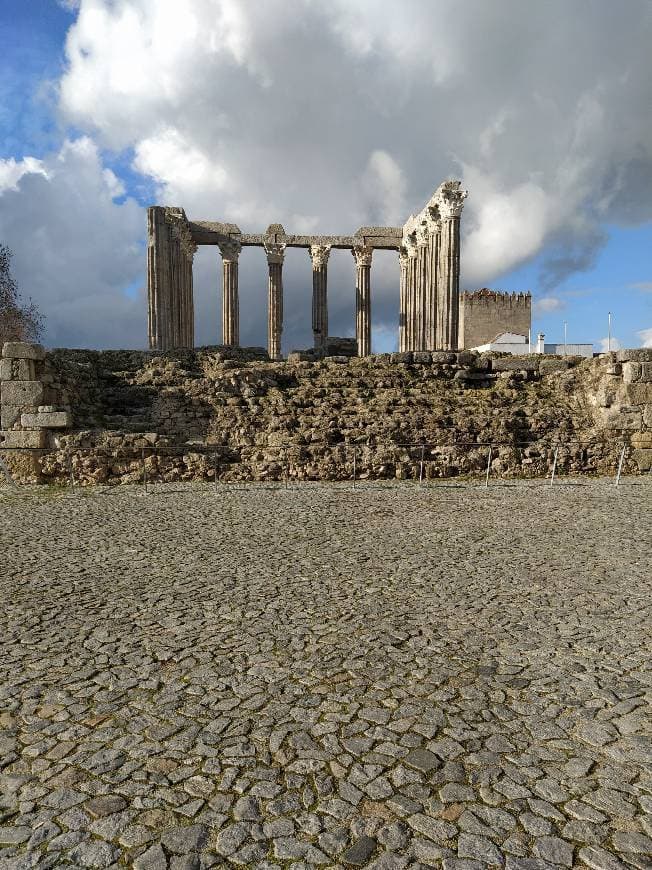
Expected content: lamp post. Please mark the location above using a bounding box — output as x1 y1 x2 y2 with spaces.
563 321 567 356
608 311 612 352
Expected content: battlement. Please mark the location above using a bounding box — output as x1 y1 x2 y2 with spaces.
460 289 531 349
461 288 532 306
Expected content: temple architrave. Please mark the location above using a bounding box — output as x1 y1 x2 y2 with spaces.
146 180 468 357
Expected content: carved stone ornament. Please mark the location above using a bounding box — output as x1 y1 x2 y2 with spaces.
309 244 331 268
168 211 196 258
415 222 429 248
218 239 242 262
398 246 409 267
264 241 286 265
351 245 373 267
437 182 468 220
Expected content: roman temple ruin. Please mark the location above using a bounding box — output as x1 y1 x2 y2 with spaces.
147 180 468 357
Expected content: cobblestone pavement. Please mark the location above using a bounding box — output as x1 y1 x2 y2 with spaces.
1 480 651 870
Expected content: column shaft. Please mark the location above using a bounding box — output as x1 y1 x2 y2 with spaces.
353 246 372 357
438 217 461 350
398 249 408 352
219 240 241 347
310 245 330 349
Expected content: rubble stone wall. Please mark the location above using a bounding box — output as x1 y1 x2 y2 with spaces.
1 342 650 484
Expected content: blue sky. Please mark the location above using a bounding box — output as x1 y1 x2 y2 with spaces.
0 0 650 352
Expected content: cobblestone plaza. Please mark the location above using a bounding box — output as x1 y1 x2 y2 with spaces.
1 482 651 868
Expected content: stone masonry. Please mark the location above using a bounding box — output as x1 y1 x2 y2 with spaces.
2 342 651 486
459 289 532 350
147 181 468 358
0 342 71 450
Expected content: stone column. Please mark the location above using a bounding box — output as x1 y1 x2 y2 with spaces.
352 245 373 357
415 224 429 351
219 239 242 347
147 206 195 350
398 246 409 352
264 242 285 360
437 183 467 350
405 236 418 352
310 244 331 349
147 207 170 350
425 209 440 350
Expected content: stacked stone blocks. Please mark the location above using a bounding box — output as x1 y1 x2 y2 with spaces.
459 289 532 349
0 342 71 449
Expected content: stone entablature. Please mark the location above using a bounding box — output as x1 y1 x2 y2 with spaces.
0 342 71 449
147 181 467 358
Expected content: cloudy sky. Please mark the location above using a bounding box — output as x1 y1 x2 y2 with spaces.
1 0 651 353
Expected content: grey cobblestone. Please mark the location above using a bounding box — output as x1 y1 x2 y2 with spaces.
0 481 650 867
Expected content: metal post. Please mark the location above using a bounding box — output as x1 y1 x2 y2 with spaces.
563 321 567 356
607 312 612 353
550 446 559 487
214 453 219 493
285 453 289 490
485 446 492 488
353 447 357 491
419 445 425 487
69 454 75 489
142 448 147 493
615 444 626 486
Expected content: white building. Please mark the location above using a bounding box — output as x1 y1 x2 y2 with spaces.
472 331 593 358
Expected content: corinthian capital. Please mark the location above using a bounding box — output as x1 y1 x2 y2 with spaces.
309 244 331 268
218 239 242 262
264 241 286 265
437 181 468 220
415 222 429 247
351 245 373 267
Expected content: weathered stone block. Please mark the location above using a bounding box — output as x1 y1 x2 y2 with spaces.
390 352 412 364
0 380 44 406
413 351 432 364
631 431 652 448
0 429 46 448
16 359 36 380
20 411 72 429
641 363 652 383
0 358 37 380
287 352 315 363
616 348 652 363
456 350 477 366
0 405 21 429
539 359 571 374
630 448 652 472
601 407 642 429
643 404 652 427
431 352 456 364
623 362 641 384
624 383 652 404
605 363 622 376
492 357 538 372
1 342 45 361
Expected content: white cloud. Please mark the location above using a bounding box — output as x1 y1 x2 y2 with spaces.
534 297 565 314
359 150 407 227
0 157 49 194
638 328 652 348
0 138 143 348
630 281 652 293
598 336 622 352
